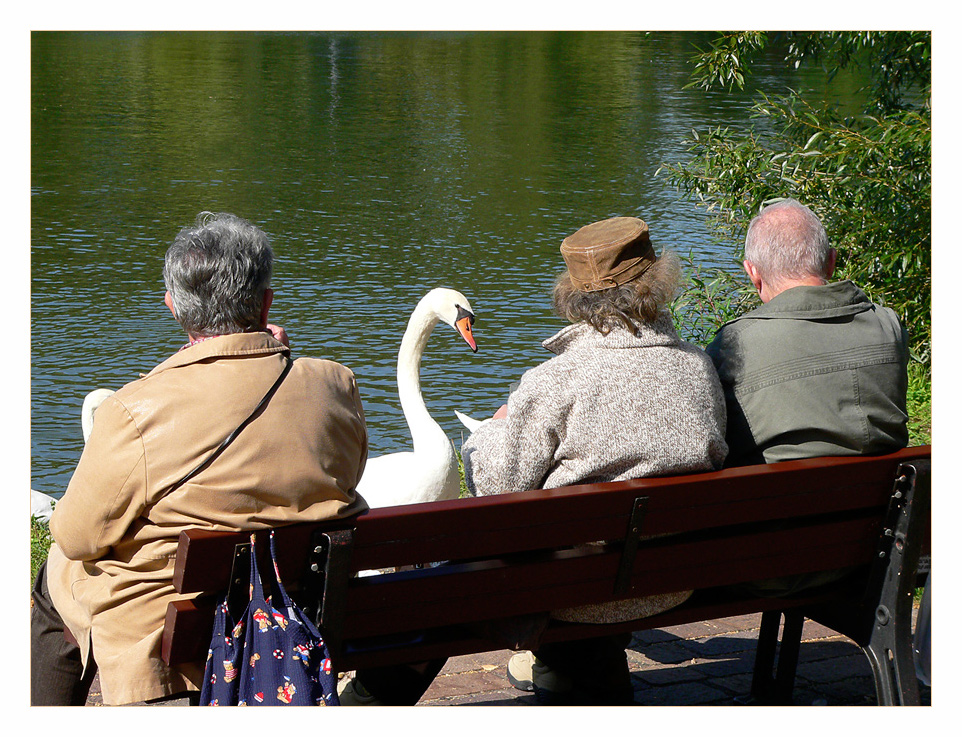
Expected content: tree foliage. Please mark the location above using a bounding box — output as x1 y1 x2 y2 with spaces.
664 32 931 365
669 251 758 348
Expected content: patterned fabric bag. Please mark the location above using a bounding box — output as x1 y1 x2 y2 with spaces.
199 531 339 706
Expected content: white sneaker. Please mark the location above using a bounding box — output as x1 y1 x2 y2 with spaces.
506 651 536 691
506 651 573 695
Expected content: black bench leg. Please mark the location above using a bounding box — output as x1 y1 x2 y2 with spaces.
858 460 927 706
749 609 780 702
748 610 804 705
862 604 921 706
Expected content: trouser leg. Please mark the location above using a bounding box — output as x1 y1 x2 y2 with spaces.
355 659 448 705
31 562 96 705
534 633 634 704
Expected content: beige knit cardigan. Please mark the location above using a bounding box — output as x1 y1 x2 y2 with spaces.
462 314 728 622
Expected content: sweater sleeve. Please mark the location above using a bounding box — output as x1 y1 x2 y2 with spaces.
461 367 564 496
50 395 148 561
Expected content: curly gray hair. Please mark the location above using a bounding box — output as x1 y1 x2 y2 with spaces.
163 212 273 337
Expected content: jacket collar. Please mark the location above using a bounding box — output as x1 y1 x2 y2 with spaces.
734 280 872 322
145 331 290 377
543 312 680 355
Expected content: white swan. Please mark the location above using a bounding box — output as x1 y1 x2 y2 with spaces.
32 387 115 522
355 288 477 508
82 388 115 443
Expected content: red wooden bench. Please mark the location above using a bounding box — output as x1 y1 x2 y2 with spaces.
162 446 930 705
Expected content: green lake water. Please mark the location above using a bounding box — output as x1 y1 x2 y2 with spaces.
31 31 867 497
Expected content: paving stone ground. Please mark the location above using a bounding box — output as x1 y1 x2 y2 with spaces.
84 610 931 707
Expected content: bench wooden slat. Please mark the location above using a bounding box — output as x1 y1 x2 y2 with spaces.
349 485 887 572
337 587 851 671
162 596 217 668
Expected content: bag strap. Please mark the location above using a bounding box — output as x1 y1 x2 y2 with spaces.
248 532 266 602
267 530 298 608
170 355 294 490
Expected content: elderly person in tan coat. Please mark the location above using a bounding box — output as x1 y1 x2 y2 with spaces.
31 212 368 705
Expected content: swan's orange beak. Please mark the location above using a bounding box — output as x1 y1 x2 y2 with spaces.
455 306 478 353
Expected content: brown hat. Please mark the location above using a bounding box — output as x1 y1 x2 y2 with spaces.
560 216 656 292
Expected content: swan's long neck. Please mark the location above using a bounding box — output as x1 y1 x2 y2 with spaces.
396 302 449 453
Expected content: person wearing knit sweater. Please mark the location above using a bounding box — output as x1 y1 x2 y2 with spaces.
461 216 727 704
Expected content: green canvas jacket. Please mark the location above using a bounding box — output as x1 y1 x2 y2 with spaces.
706 280 909 467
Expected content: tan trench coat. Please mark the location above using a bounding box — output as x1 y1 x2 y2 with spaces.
47 332 368 704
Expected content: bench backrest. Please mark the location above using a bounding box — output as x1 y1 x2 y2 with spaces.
163 446 930 669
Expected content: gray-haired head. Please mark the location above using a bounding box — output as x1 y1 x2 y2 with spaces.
163 212 273 337
744 199 832 287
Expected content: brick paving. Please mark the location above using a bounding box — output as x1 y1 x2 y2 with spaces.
85 610 931 707
415 614 920 707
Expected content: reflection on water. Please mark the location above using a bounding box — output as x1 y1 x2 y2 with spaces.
31 31 863 497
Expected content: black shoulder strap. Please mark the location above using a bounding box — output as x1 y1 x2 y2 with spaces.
171 355 294 490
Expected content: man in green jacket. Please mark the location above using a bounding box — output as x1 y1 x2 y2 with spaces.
706 199 908 467
707 199 909 597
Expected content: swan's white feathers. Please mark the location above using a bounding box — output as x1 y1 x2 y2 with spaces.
454 410 488 432
82 388 115 443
